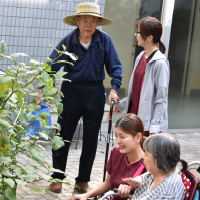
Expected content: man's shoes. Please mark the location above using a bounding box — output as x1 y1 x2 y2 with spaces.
49 182 62 193
75 182 91 193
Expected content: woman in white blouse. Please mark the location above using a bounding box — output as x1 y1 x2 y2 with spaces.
118 133 187 200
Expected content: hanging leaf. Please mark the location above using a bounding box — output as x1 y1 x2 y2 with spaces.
0 131 11 157
52 136 64 150
41 72 50 84
0 82 10 97
0 76 14 84
10 53 28 57
15 179 27 187
28 187 45 194
30 148 45 164
56 103 63 115
0 40 6 53
56 72 68 77
4 178 15 188
0 157 11 164
62 44 66 51
38 173 52 181
16 91 23 110
0 119 11 128
0 166 15 177
4 187 17 200
25 163 37 173
13 165 27 176
46 78 53 90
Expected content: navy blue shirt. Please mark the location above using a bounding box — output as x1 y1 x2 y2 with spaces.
48 27 123 91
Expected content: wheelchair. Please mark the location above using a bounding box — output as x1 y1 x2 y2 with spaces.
101 161 200 200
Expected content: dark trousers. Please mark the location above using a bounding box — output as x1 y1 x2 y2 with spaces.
52 81 105 182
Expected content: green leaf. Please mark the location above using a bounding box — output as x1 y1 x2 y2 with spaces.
42 63 51 72
29 59 40 65
16 91 23 110
0 157 11 164
28 187 45 194
18 88 26 96
0 195 5 200
30 147 45 164
57 123 61 132
49 168 65 174
0 40 6 53
46 78 53 90
15 179 27 187
0 82 10 97
13 165 27 176
23 173 36 180
0 166 15 177
38 173 52 181
56 103 63 115
0 119 11 128
10 53 28 57
28 83 35 92
25 163 37 173
39 132 49 140
41 72 50 84
18 141 30 148
4 187 17 200
4 178 15 188
52 136 64 150
18 112 27 122
38 80 45 88
45 57 52 62
18 63 25 68
0 76 14 85
57 71 68 77
62 44 66 51
0 131 11 157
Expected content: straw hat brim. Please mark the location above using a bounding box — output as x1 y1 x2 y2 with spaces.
63 14 113 26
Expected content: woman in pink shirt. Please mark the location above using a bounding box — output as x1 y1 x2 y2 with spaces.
69 114 146 200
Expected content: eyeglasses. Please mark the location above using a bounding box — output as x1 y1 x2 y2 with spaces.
135 30 145 35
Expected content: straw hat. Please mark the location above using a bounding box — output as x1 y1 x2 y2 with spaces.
63 2 113 26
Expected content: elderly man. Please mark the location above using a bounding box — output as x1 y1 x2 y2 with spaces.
37 2 123 193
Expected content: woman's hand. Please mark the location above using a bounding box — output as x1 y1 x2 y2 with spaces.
118 184 132 198
68 194 88 200
122 176 142 189
113 106 121 114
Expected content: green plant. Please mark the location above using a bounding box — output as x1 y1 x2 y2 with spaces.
0 40 77 200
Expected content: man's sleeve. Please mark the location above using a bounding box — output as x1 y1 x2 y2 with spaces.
104 36 123 92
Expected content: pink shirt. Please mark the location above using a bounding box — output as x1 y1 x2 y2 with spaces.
106 146 146 200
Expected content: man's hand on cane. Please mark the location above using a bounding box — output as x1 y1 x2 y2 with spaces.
108 89 119 104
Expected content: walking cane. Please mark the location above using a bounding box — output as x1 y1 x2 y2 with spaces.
103 99 115 182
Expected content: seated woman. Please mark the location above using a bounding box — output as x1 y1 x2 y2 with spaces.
118 133 187 200
69 114 146 200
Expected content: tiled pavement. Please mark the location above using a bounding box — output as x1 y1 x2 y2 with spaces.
16 126 200 200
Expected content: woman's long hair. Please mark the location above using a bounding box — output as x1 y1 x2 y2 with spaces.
136 16 166 54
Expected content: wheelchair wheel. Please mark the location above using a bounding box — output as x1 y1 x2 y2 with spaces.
188 161 200 179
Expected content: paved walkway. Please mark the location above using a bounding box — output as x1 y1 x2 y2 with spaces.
16 127 200 200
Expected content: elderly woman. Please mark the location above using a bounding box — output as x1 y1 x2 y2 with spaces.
118 133 187 200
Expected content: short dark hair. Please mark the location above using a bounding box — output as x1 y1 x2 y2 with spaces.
143 133 180 172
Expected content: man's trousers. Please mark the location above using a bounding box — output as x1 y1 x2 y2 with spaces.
51 81 105 182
